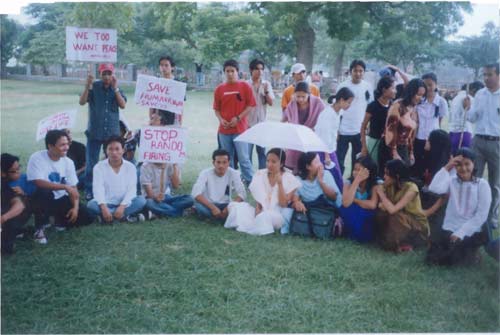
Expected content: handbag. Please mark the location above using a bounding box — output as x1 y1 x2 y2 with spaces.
290 206 338 240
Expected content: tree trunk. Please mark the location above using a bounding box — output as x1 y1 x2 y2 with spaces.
294 24 315 72
333 42 346 80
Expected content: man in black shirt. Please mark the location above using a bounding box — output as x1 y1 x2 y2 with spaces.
64 129 86 190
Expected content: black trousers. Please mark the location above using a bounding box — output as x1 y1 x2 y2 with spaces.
1 210 30 254
31 188 92 229
426 228 488 266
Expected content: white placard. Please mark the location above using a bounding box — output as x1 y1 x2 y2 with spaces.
36 110 77 141
138 126 187 164
134 74 186 114
66 26 117 62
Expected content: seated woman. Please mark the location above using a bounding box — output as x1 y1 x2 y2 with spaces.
375 159 430 252
420 129 451 239
282 81 325 173
339 155 379 243
225 148 301 235
315 87 354 190
293 152 342 212
426 148 491 265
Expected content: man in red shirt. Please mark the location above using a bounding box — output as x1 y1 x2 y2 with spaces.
213 59 256 184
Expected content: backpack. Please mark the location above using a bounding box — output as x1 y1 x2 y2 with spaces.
290 206 338 240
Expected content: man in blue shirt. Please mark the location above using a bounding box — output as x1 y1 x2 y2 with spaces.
79 63 127 200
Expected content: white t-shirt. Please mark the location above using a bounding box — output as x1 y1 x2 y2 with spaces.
93 159 138 206
337 79 373 135
191 167 246 204
315 104 340 153
27 150 78 199
449 90 473 133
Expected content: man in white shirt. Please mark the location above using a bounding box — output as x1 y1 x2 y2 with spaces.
464 63 500 230
336 59 374 174
27 130 92 244
192 149 247 220
87 136 146 223
247 59 275 169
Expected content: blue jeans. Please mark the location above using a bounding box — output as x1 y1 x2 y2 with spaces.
196 72 204 86
194 201 228 219
85 138 106 195
87 196 147 221
249 144 266 169
218 133 253 183
145 194 194 217
337 133 362 175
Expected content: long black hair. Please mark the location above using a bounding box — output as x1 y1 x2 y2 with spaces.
267 148 286 172
374 76 395 100
427 129 451 178
401 78 426 107
297 152 317 180
385 159 411 189
327 87 354 104
349 155 378 193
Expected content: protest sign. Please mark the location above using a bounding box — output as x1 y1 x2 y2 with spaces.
66 26 117 62
36 110 77 141
134 74 186 114
138 126 187 164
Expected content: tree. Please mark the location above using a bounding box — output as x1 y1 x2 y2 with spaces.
1 15 21 75
357 2 471 72
450 22 500 79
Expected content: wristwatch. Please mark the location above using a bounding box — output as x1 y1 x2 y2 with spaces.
114 87 120 93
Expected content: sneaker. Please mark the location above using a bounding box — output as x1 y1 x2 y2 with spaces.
55 225 67 232
125 214 144 223
146 211 158 221
34 229 48 245
16 233 25 239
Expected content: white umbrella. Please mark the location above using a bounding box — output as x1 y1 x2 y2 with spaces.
234 121 329 153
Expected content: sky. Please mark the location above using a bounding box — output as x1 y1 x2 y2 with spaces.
3 1 500 39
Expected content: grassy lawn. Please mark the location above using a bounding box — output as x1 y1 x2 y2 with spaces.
1 79 499 333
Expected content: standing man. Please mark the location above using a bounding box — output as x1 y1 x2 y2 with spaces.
195 62 204 87
213 59 256 185
464 63 500 231
149 56 183 126
281 63 320 112
247 58 275 169
336 59 374 174
79 63 127 200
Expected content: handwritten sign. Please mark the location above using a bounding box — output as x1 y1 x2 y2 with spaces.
138 126 187 164
36 110 77 141
66 26 117 62
134 74 186 114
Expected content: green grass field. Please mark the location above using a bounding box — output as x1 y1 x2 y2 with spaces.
1 79 499 333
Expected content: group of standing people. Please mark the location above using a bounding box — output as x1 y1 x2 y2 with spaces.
2 55 499 266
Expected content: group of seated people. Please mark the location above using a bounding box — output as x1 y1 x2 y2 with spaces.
0 125 493 267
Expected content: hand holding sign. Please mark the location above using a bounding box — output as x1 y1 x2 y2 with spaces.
134 75 186 114
138 126 187 164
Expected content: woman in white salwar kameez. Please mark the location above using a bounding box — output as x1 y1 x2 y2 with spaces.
426 148 491 265
225 148 301 235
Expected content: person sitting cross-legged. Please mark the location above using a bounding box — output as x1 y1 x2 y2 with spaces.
87 136 146 223
141 162 194 219
191 149 246 220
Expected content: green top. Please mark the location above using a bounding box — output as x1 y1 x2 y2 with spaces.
385 181 429 230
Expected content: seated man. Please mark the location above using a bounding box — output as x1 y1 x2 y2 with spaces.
1 154 31 254
191 149 246 220
2 153 36 198
141 162 194 219
27 130 92 244
87 136 146 223
64 129 86 190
